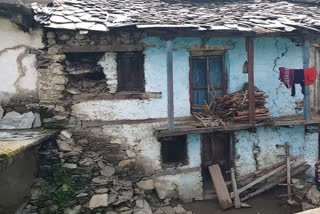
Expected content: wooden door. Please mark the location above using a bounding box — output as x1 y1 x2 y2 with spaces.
201 133 231 194
190 56 226 110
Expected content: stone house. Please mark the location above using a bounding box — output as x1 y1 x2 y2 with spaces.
2 0 320 204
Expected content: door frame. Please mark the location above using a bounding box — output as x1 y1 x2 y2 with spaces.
189 52 227 114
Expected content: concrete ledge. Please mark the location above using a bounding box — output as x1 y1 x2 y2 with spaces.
0 129 58 171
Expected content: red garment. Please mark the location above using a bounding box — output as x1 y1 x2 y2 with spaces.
304 67 317 85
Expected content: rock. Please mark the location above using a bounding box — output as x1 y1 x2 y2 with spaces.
306 185 320 205
106 212 118 214
133 200 152 214
301 202 316 211
120 210 133 214
88 194 108 209
67 87 81 95
154 180 177 199
79 157 94 166
63 163 77 169
57 140 73 152
155 206 175 214
173 204 186 214
118 159 135 167
100 166 115 177
136 199 144 208
126 150 136 158
61 130 72 139
136 180 154 190
92 177 109 185
47 31 56 39
76 193 88 197
32 113 41 128
30 186 42 200
64 205 81 214
96 188 109 194
78 139 89 145
0 106 4 119
59 34 71 40
0 111 35 129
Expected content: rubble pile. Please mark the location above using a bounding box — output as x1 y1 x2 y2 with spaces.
23 130 193 214
291 178 320 211
0 107 41 129
193 87 269 127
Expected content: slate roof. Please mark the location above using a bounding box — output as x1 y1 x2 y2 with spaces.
31 0 320 34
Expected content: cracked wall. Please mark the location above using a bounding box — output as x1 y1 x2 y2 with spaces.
234 126 318 178
0 18 43 105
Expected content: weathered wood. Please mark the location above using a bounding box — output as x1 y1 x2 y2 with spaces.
63 45 144 52
72 92 162 103
303 40 311 120
241 163 310 201
225 156 301 186
247 37 256 125
166 40 174 130
231 168 241 208
208 164 233 210
230 159 296 198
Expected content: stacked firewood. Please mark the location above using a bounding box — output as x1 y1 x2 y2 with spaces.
192 86 270 127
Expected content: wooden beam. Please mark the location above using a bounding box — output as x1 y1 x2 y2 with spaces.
247 37 256 125
303 40 311 120
63 45 144 53
208 164 233 210
166 40 174 130
231 168 241 208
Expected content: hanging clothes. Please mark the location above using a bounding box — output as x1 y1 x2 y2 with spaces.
279 67 294 88
304 67 317 85
291 69 305 97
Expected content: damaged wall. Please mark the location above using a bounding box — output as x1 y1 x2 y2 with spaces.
0 18 43 105
38 30 315 201
71 36 304 120
234 126 318 177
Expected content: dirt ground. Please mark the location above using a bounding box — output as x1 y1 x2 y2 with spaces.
183 189 301 214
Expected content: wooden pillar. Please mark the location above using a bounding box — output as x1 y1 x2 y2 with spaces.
247 37 256 125
166 40 174 130
303 40 311 120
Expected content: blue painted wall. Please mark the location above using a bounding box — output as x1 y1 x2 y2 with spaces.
234 126 318 176
144 36 317 178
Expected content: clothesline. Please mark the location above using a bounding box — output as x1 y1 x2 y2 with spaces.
279 67 317 96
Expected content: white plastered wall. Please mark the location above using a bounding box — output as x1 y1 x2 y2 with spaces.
0 18 44 104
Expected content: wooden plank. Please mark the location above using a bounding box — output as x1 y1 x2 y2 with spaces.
247 37 256 125
303 40 311 120
63 45 144 53
208 164 233 210
231 168 241 208
230 159 296 198
166 40 174 130
225 156 301 186
241 163 309 201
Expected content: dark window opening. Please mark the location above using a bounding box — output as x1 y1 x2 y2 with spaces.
160 135 188 168
117 52 145 92
65 52 108 93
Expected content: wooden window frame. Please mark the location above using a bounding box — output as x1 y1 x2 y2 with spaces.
189 52 227 114
116 51 145 92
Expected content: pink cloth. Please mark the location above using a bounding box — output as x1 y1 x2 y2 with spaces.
279 67 294 88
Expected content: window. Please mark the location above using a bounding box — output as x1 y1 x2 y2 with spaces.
160 135 188 167
117 52 145 92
